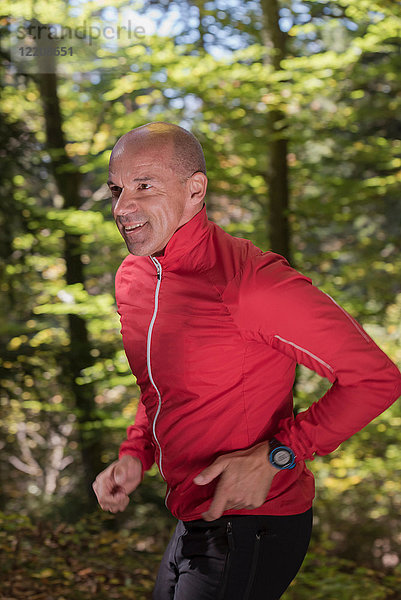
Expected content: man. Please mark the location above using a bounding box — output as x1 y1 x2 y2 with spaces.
92 122 401 599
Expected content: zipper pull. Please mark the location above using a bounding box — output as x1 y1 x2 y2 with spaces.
151 257 161 280
226 520 235 550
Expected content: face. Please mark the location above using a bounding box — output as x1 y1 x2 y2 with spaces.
108 136 194 257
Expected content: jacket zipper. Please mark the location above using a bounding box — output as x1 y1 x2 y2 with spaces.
147 257 167 490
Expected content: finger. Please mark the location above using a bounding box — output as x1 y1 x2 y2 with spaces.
100 493 129 513
107 499 128 513
113 463 127 488
94 480 113 503
94 471 121 503
116 496 130 512
202 499 228 521
202 483 230 521
104 489 129 509
193 459 226 486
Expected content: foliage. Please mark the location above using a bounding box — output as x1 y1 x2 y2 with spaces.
286 550 401 600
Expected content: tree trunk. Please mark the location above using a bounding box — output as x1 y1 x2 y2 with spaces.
35 31 103 508
260 0 291 264
259 2 302 398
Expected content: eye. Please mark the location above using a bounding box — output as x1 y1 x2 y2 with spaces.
138 183 151 190
110 186 121 196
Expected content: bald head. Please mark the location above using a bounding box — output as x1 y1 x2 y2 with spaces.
110 121 207 181
108 121 208 257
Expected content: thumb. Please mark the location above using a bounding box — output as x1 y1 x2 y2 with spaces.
193 459 226 486
113 463 127 487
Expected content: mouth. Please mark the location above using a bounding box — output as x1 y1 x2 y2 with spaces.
123 222 148 235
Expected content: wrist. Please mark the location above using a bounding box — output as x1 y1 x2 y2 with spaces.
268 437 296 470
119 454 144 479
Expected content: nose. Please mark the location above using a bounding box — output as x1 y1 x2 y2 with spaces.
113 189 139 218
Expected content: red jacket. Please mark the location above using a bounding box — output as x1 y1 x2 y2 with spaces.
117 203 401 520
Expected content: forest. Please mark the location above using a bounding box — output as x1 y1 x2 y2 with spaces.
0 0 400 598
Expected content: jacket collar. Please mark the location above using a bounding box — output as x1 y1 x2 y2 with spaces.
148 202 211 271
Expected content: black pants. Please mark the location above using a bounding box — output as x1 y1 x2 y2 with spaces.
153 508 313 600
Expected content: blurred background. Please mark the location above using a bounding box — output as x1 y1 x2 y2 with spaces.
1 0 400 598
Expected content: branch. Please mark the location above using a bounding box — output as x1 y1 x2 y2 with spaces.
8 455 42 476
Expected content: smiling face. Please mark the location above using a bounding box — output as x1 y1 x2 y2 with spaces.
108 127 207 257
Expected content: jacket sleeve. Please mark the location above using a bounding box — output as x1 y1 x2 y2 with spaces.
118 397 156 480
233 251 401 462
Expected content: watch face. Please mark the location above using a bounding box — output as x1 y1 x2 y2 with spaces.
273 449 291 467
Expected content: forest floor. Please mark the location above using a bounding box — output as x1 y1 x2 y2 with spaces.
1 511 400 600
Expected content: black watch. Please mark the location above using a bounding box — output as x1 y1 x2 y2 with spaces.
268 437 296 470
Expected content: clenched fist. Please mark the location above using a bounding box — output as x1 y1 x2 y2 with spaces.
92 455 142 513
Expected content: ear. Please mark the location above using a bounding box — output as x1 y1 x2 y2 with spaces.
187 172 208 206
